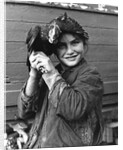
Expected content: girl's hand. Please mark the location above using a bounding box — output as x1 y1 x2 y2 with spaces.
29 51 60 91
29 51 56 75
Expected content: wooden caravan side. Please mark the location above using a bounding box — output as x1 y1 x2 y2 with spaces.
5 1 118 144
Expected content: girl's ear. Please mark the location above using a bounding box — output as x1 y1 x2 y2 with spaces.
83 44 88 55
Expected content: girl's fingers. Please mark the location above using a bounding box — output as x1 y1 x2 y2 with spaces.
36 62 48 73
30 51 48 63
33 51 47 59
30 54 45 63
34 57 48 67
29 52 37 62
34 57 43 65
29 51 49 71
36 62 44 71
29 53 43 65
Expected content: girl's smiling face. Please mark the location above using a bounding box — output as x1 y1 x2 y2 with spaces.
55 33 87 69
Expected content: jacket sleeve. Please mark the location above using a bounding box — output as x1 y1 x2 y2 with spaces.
17 82 41 119
48 67 104 121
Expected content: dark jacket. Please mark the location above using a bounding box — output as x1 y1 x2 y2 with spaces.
18 58 104 148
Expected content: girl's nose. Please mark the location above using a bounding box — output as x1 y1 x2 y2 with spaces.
66 45 74 54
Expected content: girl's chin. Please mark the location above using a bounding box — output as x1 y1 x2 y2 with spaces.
62 57 82 67
62 60 80 67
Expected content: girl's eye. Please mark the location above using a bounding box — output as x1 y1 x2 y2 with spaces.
57 43 66 49
72 40 80 45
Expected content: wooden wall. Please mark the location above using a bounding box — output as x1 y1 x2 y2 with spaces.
5 1 118 139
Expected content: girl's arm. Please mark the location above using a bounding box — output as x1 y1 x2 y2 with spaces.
17 68 41 119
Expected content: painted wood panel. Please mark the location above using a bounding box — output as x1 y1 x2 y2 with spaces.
6 62 118 83
6 42 118 63
5 81 118 107
6 2 118 29
5 2 118 124
6 94 118 121
6 21 118 45
5 106 18 121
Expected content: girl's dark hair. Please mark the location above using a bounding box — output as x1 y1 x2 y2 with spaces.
73 33 88 46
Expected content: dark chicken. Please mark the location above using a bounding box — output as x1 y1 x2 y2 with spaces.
25 12 89 71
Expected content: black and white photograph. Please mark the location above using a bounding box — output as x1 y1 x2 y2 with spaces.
2 0 118 149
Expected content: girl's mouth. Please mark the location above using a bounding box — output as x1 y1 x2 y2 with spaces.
65 55 78 60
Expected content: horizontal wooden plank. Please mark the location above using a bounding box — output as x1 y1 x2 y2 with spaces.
5 81 118 107
5 91 19 107
5 90 118 107
6 21 118 45
6 61 118 83
6 42 118 63
102 105 118 113
6 82 24 91
6 104 118 121
102 94 118 105
6 107 118 122
6 3 118 29
6 63 29 82
102 106 118 121
5 106 18 121
6 42 27 63
89 62 118 79
103 81 118 94
6 80 118 93
86 45 118 62
52 47 118 63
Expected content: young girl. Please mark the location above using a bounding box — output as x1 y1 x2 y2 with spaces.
17 13 104 148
